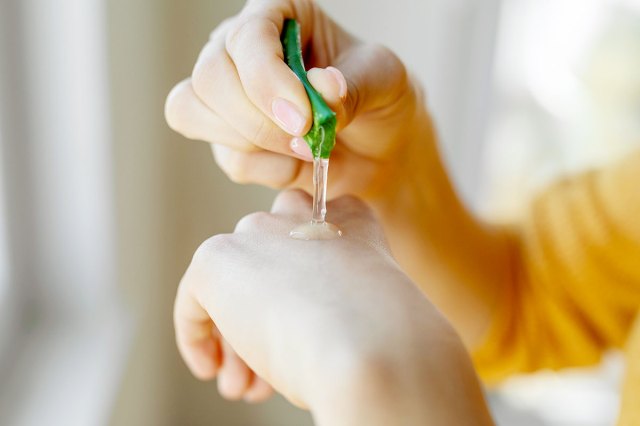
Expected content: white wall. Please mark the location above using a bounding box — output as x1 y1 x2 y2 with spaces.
320 0 501 208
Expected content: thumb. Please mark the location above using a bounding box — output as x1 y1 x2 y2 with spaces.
306 66 348 130
307 44 409 130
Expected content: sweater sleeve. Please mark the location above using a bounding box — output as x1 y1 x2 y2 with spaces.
473 151 640 384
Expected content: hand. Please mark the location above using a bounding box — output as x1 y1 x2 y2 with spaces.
174 190 494 425
164 0 500 355
165 0 431 199
166 0 509 362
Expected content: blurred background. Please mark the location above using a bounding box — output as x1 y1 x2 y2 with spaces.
0 0 638 425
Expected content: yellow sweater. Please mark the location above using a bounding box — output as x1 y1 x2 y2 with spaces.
472 151 640 424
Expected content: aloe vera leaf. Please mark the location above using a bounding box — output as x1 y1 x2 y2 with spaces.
281 19 337 159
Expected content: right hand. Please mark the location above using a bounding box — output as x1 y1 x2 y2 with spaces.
165 0 432 200
175 190 495 425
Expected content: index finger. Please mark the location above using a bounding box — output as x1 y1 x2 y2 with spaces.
174 276 222 380
225 0 316 136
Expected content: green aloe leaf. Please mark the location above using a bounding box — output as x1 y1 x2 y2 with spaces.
281 19 337 159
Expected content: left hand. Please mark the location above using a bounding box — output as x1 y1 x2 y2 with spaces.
174 190 494 425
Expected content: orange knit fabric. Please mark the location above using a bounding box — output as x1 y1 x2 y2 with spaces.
472 151 640 424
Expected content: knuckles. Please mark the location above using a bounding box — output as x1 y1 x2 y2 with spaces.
188 15 294 154
234 211 275 233
191 42 230 102
225 16 277 57
192 233 236 267
224 17 253 54
209 17 236 42
191 53 217 100
272 189 311 211
367 43 410 100
248 116 278 151
213 145 299 189
191 212 277 267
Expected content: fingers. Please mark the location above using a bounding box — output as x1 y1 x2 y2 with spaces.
328 44 413 159
165 79 257 151
307 67 347 104
176 249 275 403
217 341 253 400
211 137 380 199
212 144 311 188
244 376 275 403
192 40 297 155
188 0 339 155
174 281 222 380
307 66 349 130
229 0 319 136
218 340 274 403
290 137 313 161
170 0 411 163
225 15 312 136
335 44 408 120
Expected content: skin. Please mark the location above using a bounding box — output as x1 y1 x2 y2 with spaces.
174 190 495 425
166 0 511 420
166 0 511 349
165 0 417 195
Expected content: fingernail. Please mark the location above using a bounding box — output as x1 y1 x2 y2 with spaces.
272 98 306 136
326 67 347 99
290 137 313 161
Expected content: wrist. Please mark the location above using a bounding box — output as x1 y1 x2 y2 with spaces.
309 341 430 426
365 99 511 350
309 327 494 426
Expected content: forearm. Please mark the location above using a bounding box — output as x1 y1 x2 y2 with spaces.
309 332 495 426
369 105 513 349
